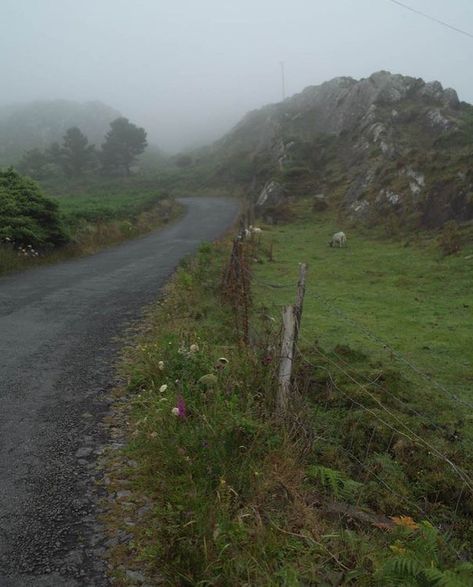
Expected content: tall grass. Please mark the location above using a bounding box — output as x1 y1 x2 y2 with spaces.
102 236 473 586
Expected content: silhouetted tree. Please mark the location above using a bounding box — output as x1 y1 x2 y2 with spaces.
61 127 95 177
100 117 147 176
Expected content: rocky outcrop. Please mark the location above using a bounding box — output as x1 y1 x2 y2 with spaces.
210 71 472 227
256 180 285 208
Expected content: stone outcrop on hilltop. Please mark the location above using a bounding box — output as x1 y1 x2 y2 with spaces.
212 71 473 228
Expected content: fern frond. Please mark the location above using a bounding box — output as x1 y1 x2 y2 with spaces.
306 465 362 500
379 555 423 584
422 567 471 587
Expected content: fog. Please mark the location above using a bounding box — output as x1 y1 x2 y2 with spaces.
1 0 473 152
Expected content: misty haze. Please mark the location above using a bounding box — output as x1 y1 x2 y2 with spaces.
1 1 472 586
2 0 473 151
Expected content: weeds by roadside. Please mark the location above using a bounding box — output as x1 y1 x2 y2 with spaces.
103 235 473 586
0 198 181 276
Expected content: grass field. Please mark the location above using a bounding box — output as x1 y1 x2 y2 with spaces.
43 176 171 230
252 203 473 402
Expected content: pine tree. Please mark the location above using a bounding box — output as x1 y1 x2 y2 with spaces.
100 117 147 176
61 127 95 177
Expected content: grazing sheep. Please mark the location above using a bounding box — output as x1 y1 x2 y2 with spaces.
329 231 347 248
250 226 262 234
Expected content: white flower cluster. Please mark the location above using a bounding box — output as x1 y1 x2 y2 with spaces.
177 343 200 358
17 244 39 257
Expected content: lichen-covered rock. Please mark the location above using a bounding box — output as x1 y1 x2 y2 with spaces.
426 108 455 130
207 70 473 227
256 180 285 208
376 189 402 207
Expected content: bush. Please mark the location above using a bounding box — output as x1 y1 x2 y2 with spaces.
0 168 69 248
438 220 462 256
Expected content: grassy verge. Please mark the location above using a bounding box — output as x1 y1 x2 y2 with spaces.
102 224 473 585
0 176 182 275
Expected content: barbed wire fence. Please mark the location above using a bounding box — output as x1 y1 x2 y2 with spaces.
219 219 472 557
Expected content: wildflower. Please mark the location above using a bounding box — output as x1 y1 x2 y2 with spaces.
158 361 165 370
189 344 199 353
390 516 419 530
159 384 168 393
171 407 180 416
177 396 186 418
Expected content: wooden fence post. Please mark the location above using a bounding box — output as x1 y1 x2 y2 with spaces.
277 263 308 414
294 263 307 347
277 305 296 413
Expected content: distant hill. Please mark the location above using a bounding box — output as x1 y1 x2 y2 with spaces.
0 100 121 165
206 71 473 228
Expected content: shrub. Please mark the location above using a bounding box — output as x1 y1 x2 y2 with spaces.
0 168 69 248
438 220 461 256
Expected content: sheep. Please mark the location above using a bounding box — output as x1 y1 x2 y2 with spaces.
238 228 251 240
329 231 347 248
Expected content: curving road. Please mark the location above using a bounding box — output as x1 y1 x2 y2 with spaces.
0 197 239 586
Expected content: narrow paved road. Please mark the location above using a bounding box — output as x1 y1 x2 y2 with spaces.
0 197 239 586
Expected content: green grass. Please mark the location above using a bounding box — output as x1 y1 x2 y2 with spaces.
252 203 473 402
102 231 473 586
42 176 170 231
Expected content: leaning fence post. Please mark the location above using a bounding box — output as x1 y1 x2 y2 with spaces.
277 305 296 413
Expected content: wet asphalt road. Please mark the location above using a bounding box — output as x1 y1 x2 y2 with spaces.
0 197 239 586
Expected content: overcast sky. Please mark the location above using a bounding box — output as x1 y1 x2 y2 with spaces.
1 0 473 151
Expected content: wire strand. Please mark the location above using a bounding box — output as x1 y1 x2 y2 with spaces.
387 0 473 39
295 341 473 493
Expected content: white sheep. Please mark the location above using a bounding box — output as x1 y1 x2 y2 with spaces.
329 231 347 248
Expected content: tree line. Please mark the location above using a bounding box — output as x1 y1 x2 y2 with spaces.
18 117 147 179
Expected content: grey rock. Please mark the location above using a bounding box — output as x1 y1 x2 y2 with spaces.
256 180 285 208
426 109 454 130
125 569 146 584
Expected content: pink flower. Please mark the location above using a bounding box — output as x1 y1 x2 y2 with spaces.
177 396 187 418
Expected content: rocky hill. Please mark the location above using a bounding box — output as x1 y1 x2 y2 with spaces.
209 71 473 228
0 100 121 165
